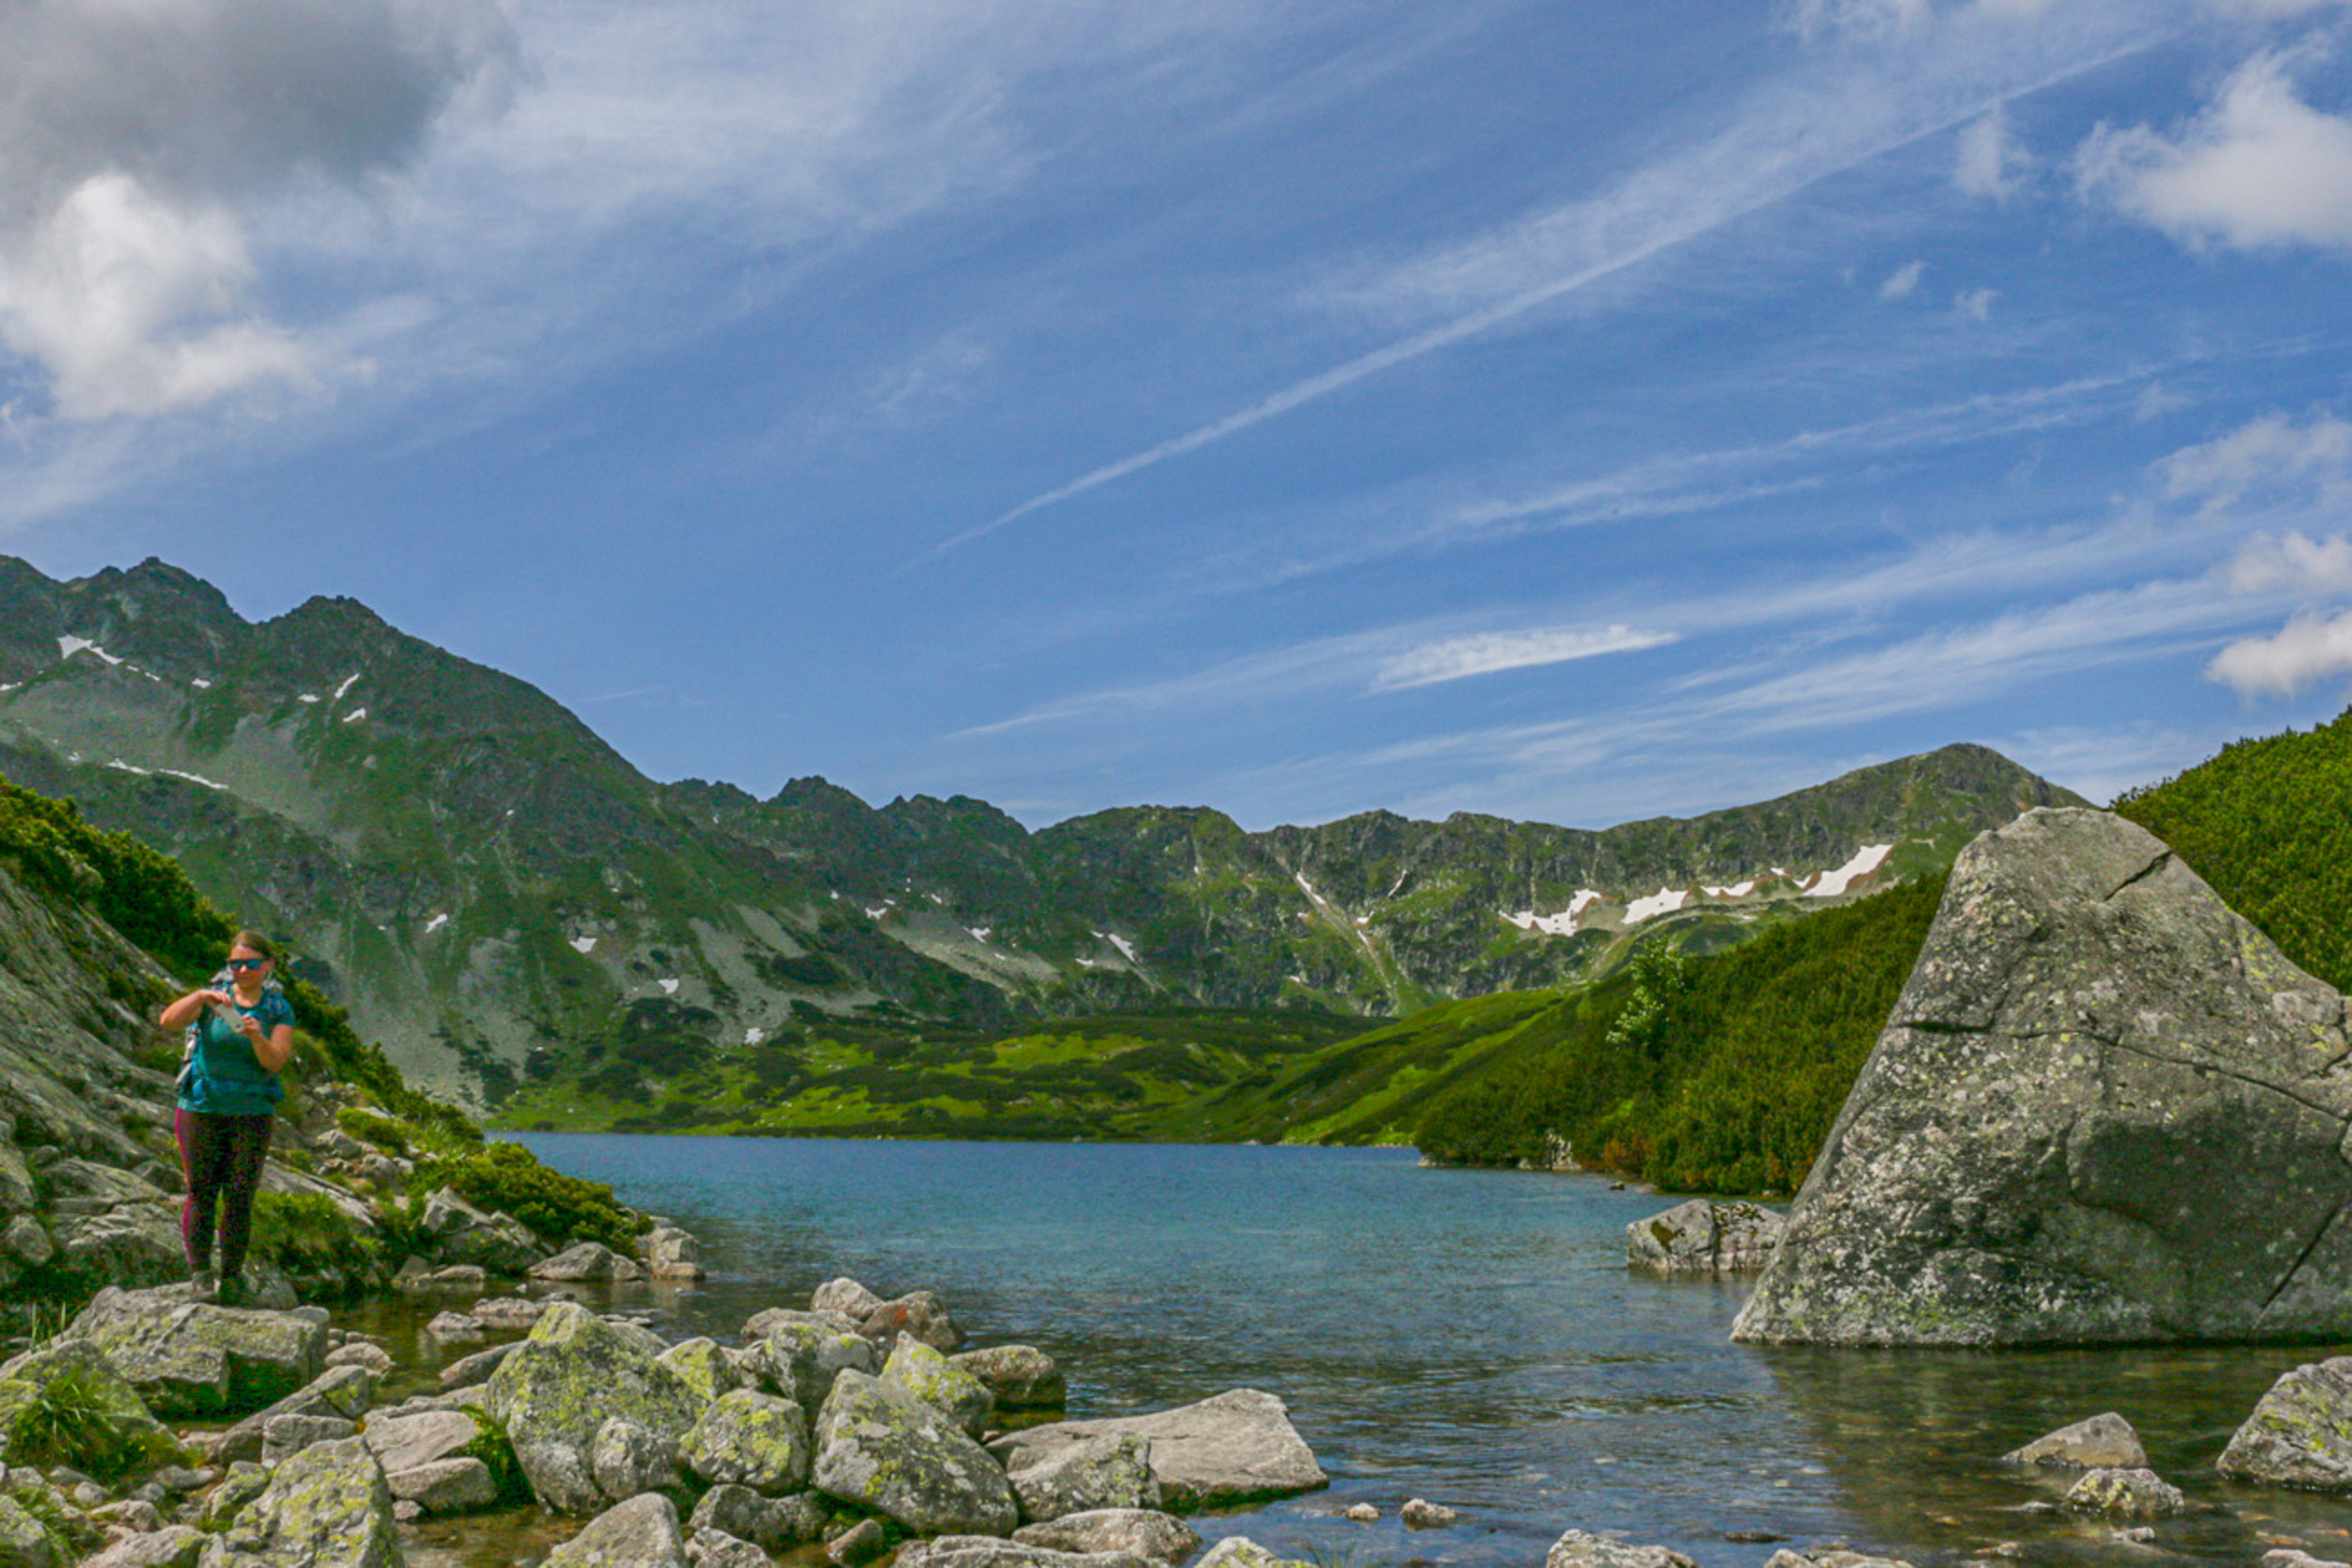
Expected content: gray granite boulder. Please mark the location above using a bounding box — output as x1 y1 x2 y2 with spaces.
2003 1412 2146 1468
884 1335 994 1436
646 1227 705 1281
546 1492 689 1568
1626 1200 1782 1275
1762 1554 1915 1568
660 1338 748 1403
811 1279 885 1320
1545 1532 1698 1568
531 1242 646 1283
897 1539 1152 1568
208 1435 398 1568
211 1365 375 1465
953 1346 1065 1411
2062 1466 2188 1517
990 1389 1325 1511
684 1389 813 1494
69 1288 325 1417
0 1495 60 1568
361 1407 481 1477
419 1189 544 1275
690 1484 830 1555
1013 1509 1200 1564
1735 808 2352 1346
687 1526 769 1568
812 1369 1019 1536
387 1456 498 1514
743 1316 879 1417
864 1291 961 1352
2219 1357 2352 1488
1005 1434 1159 1523
482 1301 704 1513
81 1526 206 1568
1192 1540 1308 1568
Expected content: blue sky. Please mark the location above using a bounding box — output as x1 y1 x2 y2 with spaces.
6 0 2352 829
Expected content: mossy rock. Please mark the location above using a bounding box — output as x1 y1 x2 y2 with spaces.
482 1302 705 1514
0 1338 184 1481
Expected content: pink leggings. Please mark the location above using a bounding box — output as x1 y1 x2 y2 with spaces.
175 1109 273 1280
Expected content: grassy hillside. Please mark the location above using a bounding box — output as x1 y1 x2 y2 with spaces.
1411 873 1949 1194
2116 708 2352 993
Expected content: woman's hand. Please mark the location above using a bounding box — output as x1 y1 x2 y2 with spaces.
235 1012 265 1043
158 987 234 1030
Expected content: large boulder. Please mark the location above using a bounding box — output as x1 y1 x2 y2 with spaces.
1005 1434 1159 1523
0 1338 183 1478
683 1388 812 1494
2003 1412 2147 1469
743 1315 879 1417
1013 1509 1200 1564
645 1227 705 1281
481 1301 705 1513
883 1335 993 1436
990 1390 1325 1511
1735 808 2352 1346
69 1288 326 1417
545 1492 689 1568
812 1369 1019 1536
208 1435 399 1568
211 1365 374 1465
2219 1357 2352 1488
419 1189 544 1275
1626 1200 1782 1275
689 1484 830 1555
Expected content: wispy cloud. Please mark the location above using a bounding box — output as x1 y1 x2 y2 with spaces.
1372 626 1679 690
936 5 2178 552
1880 258 1927 297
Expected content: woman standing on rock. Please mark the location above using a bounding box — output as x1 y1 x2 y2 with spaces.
158 931 296 1305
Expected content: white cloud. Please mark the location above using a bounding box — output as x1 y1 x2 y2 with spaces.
2076 49 2352 251
1781 0 1934 40
1879 259 1926 297
2208 607 2352 695
2158 410 2352 515
1956 105 2031 197
2226 530 2352 594
1955 285 1998 320
2134 382 2190 421
0 0 513 420
1372 626 1679 690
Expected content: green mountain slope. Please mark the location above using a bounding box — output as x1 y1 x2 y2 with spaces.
0 556 2082 1115
2116 708 2352 992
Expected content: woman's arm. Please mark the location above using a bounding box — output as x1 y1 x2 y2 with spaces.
158 989 230 1030
236 1015 296 1074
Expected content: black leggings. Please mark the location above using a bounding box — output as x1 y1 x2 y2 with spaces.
176 1110 273 1280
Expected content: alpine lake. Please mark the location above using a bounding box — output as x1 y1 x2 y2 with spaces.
327 1138 2352 1568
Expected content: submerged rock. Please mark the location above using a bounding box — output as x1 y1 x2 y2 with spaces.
1627 1200 1782 1275
812 1369 1019 1536
990 1389 1326 1511
1012 1509 1201 1563
2219 1357 2352 1489
1735 808 2352 1347
482 1301 703 1513
1401 1497 1460 1528
2003 1413 2146 1469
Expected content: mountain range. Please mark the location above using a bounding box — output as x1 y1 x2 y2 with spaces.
0 556 2084 1110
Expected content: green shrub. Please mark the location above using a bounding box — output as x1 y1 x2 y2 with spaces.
3 1367 181 1481
417 1142 644 1250
248 1192 377 1280
335 1107 414 1157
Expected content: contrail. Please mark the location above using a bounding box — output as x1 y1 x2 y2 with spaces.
922 19 2170 561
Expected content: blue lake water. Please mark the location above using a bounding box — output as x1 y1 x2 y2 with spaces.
491 1135 2352 1568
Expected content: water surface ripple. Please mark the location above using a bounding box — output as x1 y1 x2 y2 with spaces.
501 1135 2352 1568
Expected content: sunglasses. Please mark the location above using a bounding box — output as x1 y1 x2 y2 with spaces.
227 958 267 972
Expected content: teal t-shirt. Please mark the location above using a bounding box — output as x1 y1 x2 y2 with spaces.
178 985 294 1117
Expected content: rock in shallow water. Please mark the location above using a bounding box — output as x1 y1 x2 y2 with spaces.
897 1537 1152 1568
1005 1433 1159 1523
883 1334 994 1436
2061 1466 2188 1518
990 1389 1325 1511
1012 1508 1201 1563
1626 1200 1782 1275
1735 807 2352 1347
812 1369 1018 1536
1546 1530 1698 1568
545 1492 689 1568
952 1346 1064 1411
2219 1357 2352 1489
482 1301 702 1513
2002 1412 2146 1469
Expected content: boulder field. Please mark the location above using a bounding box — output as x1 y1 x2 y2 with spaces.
1734 807 2352 1347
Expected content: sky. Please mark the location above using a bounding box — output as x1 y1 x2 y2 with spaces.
5 0 2352 831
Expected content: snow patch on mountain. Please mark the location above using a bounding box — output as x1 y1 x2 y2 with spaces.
569 935 597 954
1702 880 1757 898
56 636 121 665
1807 844 1893 898
424 913 450 934
1624 887 1689 925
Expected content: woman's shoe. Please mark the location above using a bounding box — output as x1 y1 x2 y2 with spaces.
214 1274 247 1307
186 1265 217 1302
